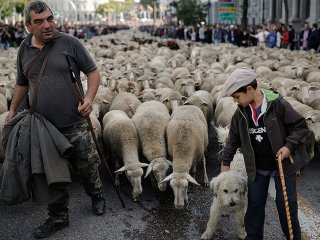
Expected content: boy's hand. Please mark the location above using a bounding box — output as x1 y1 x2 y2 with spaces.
276 147 291 160
221 165 230 173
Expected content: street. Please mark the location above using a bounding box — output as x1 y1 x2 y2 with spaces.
0 129 319 240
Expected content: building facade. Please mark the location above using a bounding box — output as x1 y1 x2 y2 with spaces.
43 0 104 25
210 0 320 30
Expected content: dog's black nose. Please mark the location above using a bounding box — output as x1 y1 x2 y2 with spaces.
229 202 236 207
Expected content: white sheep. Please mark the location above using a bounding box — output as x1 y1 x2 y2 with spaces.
214 97 238 128
184 90 214 125
102 110 149 201
132 101 171 191
174 78 196 97
0 111 9 161
306 71 320 83
92 86 117 120
109 92 141 118
156 88 186 114
0 93 8 115
162 105 209 209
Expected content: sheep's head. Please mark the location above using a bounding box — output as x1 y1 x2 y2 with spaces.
145 158 172 191
161 172 199 209
115 162 149 201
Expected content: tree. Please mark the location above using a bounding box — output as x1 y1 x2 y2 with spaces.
241 0 248 30
0 0 26 21
96 0 135 15
283 0 289 25
172 0 209 26
140 0 154 10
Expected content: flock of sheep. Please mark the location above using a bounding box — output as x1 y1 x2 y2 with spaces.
0 29 320 210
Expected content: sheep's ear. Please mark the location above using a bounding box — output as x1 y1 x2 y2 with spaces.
310 86 320 91
140 163 149 168
144 162 154 178
202 101 209 106
161 173 173 183
102 99 110 104
186 173 200 185
166 160 172 166
115 166 126 173
181 96 188 101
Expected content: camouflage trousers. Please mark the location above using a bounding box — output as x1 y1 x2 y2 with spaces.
47 122 103 223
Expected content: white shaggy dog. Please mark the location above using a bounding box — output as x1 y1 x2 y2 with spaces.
201 126 248 239
201 170 248 239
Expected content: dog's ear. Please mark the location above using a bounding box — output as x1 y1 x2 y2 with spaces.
239 176 248 195
210 177 220 197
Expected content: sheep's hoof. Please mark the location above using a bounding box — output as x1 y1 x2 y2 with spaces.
115 179 120 187
201 231 212 239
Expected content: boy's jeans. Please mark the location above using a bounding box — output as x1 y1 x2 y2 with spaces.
245 173 301 240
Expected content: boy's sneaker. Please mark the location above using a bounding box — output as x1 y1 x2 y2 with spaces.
33 218 69 239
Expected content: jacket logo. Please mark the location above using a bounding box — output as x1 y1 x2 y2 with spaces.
256 135 263 142
249 127 266 134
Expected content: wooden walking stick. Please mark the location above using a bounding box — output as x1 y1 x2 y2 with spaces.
277 153 294 240
64 52 125 208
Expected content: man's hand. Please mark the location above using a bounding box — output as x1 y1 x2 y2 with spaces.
220 165 230 173
78 97 93 117
276 146 291 161
5 110 15 124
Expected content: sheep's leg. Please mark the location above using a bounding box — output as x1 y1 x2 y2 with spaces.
115 173 120 187
202 155 209 186
114 158 121 187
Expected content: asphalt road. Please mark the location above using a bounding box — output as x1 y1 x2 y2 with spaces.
0 128 319 240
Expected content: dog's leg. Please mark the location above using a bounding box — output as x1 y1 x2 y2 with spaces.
235 203 247 240
201 202 220 239
202 155 209 186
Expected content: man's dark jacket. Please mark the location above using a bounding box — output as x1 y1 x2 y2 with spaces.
0 110 73 204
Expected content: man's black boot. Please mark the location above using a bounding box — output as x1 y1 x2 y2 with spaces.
92 196 106 216
33 218 69 239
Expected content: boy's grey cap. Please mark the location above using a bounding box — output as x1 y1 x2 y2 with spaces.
220 67 256 97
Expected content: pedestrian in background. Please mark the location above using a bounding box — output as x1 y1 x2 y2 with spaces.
0 24 11 50
299 23 310 50
219 68 308 240
212 24 222 45
307 23 320 51
266 28 277 48
6 1 106 238
288 24 296 50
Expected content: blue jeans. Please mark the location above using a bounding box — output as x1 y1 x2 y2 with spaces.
245 173 301 240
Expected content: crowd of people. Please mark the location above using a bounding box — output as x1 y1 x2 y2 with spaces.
152 22 320 52
0 21 129 50
1 20 320 52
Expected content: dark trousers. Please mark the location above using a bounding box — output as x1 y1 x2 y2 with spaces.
245 173 301 240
